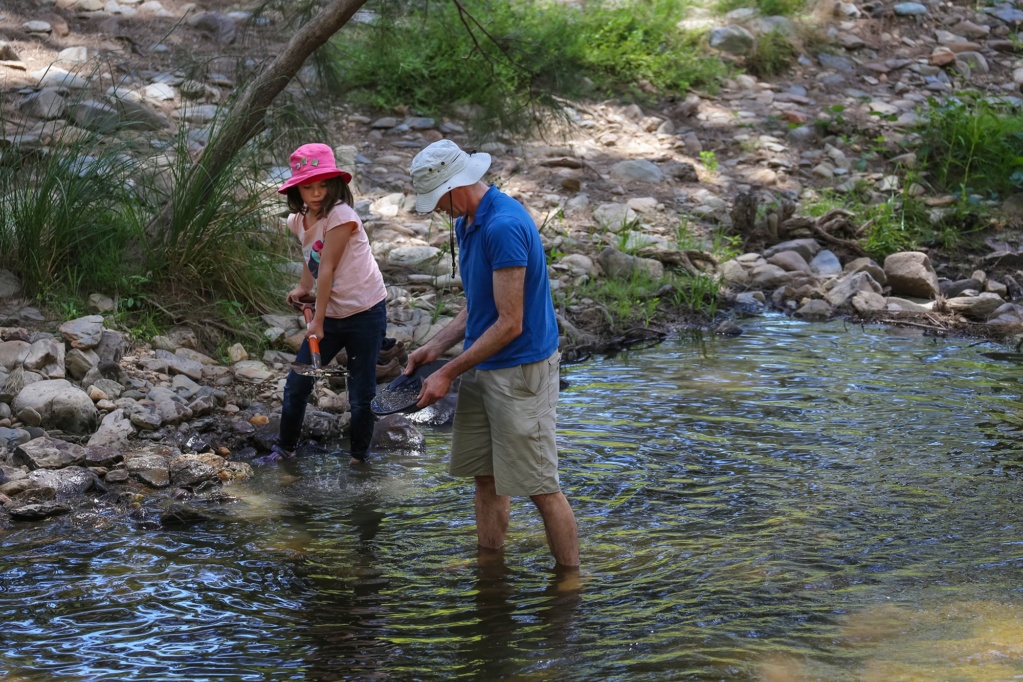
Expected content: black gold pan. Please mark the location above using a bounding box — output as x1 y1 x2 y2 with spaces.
371 360 449 416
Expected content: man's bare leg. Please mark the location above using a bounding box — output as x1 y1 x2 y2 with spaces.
475 475 510 549
530 492 579 567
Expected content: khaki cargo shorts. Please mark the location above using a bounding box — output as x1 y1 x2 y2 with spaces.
450 351 561 496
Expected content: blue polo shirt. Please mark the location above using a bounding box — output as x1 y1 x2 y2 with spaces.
456 185 558 370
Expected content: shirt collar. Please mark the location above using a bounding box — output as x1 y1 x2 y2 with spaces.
462 184 497 234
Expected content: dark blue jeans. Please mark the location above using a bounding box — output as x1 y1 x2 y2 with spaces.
279 299 387 460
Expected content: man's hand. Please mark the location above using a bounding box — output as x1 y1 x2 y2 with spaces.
417 368 453 408
405 345 440 376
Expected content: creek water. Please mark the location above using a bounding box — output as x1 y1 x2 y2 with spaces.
3 315 1023 680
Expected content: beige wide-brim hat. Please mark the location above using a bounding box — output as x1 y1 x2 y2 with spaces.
409 140 491 213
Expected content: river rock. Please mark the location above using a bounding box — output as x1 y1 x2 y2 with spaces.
593 204 638 231
810 250 843 276
88 408 136 447
710 25 755 54
8 502 71 520
987 303 1023 329
0 270 24 299
884 252 939 299
370 414 425 450
233 360 273 384
168 454 218 488
945 292 1005 320
59 315 105 350
764 239 821 262
844 257 887 286
159 502 216 526
84 444 123 467
852 290 887 313
28 466 100 497
610 159 663 183
12 435 86 470
126 451 171 487
794 299 834 320
12 380 98 435
65 348 99 381
0 340 29 371
82 361 130 393
23 337 65 379
826 271 884 307
767 250 813 273
597 247 664 280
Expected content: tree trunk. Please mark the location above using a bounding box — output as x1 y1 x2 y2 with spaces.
149 0 369 235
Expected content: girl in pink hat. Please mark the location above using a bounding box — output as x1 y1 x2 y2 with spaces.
270 143 388 464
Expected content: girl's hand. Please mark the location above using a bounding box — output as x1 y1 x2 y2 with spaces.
286 287 313 311
307 319 325 344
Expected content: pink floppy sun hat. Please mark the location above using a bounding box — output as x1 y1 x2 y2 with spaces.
278 143 353 194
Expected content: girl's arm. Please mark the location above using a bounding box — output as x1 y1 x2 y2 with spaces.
287 261 316 309
307 221 355 340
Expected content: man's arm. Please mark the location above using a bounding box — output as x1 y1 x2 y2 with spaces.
413 266 525 407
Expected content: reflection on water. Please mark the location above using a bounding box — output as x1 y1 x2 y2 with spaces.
4 316 1023 680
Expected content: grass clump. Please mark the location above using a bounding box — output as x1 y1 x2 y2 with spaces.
0 130 140 305
717 0 807 16
745 30 799 78
574 268 720 334
130 124 292 320
0 104 291 344
803 190 963 260
333 0 727 134
914 94 1023 200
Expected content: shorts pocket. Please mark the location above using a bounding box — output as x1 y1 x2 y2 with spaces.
521 360 544 396
546 352 560 409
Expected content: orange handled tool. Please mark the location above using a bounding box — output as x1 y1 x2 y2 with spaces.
302 307 321 370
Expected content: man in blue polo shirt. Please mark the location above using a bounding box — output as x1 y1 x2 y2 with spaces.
406 140 579 568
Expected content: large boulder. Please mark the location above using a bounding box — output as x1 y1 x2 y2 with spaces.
884 251 939 299
12 379 99 435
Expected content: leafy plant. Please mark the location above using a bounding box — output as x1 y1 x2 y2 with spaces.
699 150 719 173
805 190 931 260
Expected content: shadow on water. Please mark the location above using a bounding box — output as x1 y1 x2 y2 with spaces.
4 316 1023 679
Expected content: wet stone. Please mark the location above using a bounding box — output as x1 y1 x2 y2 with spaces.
9 502 70 520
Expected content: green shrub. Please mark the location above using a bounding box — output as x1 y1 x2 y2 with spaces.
333 0 727 134
805 191 931 260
